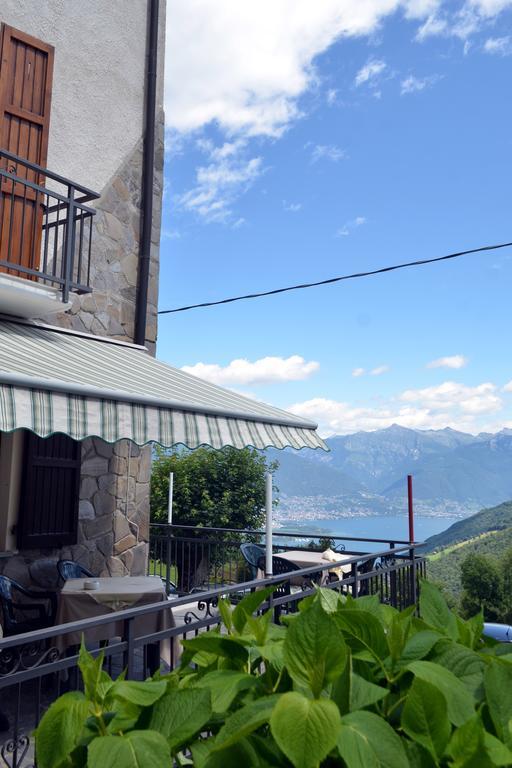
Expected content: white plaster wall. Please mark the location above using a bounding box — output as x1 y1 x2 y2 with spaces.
1 0 149 193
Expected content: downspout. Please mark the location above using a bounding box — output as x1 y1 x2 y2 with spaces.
134 0 159 347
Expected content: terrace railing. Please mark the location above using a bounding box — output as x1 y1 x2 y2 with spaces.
0 551 426 767
0 148 99 303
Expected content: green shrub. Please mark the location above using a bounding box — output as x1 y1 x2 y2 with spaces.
35 581 512 768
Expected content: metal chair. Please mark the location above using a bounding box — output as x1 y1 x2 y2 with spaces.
258 555 315 620
240 543 265 580
57 560 93 583
0 575 57 636
357 557 377 597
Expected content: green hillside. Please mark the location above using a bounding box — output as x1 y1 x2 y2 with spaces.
423 500 512 553
427 526 512 601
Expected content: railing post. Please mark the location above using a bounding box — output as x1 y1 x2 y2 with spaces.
62 184 76 303
351 562 358 599
124 616 135 678
165 526 172 595
409 546 417 608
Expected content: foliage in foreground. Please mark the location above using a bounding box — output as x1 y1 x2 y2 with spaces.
35 581 512 768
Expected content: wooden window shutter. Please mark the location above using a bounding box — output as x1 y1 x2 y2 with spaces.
18 433 81 550
0 24 54 274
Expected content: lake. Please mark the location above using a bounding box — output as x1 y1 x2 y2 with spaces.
277 515 460 550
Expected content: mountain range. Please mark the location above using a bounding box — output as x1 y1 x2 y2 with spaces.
268 425 512 513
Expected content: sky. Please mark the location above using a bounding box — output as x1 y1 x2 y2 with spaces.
157 0 512 438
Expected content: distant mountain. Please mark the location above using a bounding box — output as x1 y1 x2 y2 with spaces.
422 500 512 553
269 427 512 511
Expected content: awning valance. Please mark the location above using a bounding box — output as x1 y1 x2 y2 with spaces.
0 319 327 451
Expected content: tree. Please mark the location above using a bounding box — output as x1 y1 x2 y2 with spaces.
460 553 504 621
500 547 512 623
150 447 278 590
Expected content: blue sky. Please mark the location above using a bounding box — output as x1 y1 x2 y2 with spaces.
158 0 512 436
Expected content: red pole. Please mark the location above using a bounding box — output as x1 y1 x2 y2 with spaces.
407 474 414 543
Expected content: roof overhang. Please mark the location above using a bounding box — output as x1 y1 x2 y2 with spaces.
0 318 327 451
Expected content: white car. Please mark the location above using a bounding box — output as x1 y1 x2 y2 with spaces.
483 623 512 642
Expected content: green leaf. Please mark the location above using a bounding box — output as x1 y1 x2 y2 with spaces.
214 695 279 750
350 673 389 711
270 691 341 768
334 609 388 665
401 678 451 760
35 691 89 768
314 587 344 614
419 580 458 641
485 662 512 747
407 660 475 725
483 732 512 766
149 687 212 751
283 600 346 697
110 679 167 707
78 643 110 704
431 642 486 700
192 670 258 714
181 634 249 664
203 738 260 768
217 597 234 632
402 739 437 768
396 631 442 669
337 710 409 768
232 586 275 633
87 730 170 768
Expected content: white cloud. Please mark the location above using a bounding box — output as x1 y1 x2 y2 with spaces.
311 144 346 163
354 58 387 87
336 216 366 237
182 355 320 386
178 140 263 222
371 365 390 376
166 2 438 139
289 380 504 436
352 367 365 377
283 201 302 212
503 380 512 392
326 88 338 105
416 0 512 41
426 354 468 369
400 381 501 414
401 74 441 94
484 35 512 54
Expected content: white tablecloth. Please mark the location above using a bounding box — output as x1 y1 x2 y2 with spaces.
278 550 353 580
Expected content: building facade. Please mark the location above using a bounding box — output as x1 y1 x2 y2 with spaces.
0 1 166 586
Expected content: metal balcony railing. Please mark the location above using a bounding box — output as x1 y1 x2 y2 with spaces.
0 148 99 303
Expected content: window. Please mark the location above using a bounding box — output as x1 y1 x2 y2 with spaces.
17 432 81 549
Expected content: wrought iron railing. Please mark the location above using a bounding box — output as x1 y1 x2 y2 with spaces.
0 549 425 767
148 522 419 594
0 148 99 303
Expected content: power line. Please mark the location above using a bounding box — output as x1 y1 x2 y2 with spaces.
158 240 512 315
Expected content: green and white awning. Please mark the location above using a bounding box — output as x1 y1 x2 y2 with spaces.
0 319 327 451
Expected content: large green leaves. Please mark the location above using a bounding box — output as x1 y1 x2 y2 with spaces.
283 600 347 696
485 661 512 747
214 695 279 750
419 580 458 641
35 691 90 768
88 730 170 768
337 710 409 768
407 660 475 725
148 687 212 751
192 670 258 713
334 609 388 664
402 679 451 760
270 691 341 768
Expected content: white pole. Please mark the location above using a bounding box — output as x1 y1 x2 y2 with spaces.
265 472 273 577
167 472 174 525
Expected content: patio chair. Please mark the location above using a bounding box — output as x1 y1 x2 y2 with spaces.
258 555 316 621
0 575 57 636
240 543 265 580
57 560 93 583
356 557 377 597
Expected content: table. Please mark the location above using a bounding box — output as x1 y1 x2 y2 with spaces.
278 550 353 582
55 576 176 664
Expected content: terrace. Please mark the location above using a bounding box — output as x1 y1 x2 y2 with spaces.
0 523 426 767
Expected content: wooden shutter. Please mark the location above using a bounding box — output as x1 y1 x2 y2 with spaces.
0 24 54 275
18 433 81 549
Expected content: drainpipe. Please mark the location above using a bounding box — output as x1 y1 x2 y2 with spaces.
135 0 159 347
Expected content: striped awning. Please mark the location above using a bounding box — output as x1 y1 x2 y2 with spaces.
0 319 327 451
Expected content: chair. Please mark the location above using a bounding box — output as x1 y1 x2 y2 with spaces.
240 543 265 580
258 555 315 620
0 576 57 636
357 557 376 597
57 560 93 583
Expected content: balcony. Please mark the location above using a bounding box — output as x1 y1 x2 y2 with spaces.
0 148 99 318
